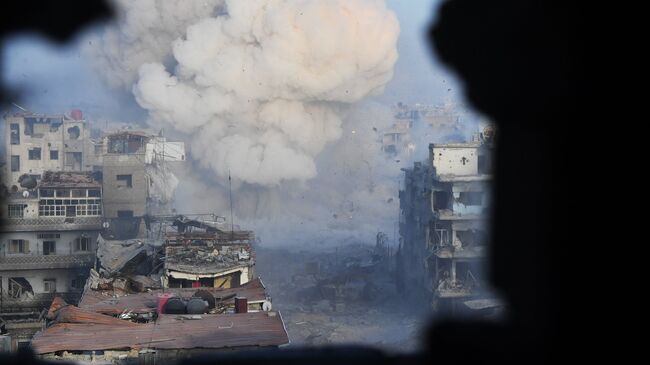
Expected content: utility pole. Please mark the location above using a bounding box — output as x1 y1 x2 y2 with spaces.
229 169 234 238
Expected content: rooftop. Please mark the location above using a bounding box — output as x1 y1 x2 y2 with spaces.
40 171 102 188
31 296 288 354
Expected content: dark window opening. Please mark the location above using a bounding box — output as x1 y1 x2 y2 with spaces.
8 239 28 254
43 278 57 293
117 210 134 218
459 192 483 206
50 150 59 160
43 241 56 255
433 191 450 210
116 174 133 188
88 189 101 197
11 155 20 171
74 237 91 252
28 148 42 160
10 123 20 144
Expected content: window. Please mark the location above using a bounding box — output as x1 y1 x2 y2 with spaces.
43 278 57 293
55 189 71 197
11 155 20 172
8 204 25 218
74 237 91 252
8 239 28 254
28 148 42 160
50 150 59 160
71 189 86 197
10 123 20 144
43 241 56 255
117 210 134 218
459 192 483 206
71 276 85 290
116 174 133 188
88 189 101 197
40 189 54 197
37 233 60 239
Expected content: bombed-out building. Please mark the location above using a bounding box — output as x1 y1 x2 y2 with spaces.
395 125 502 317
0 171 103 349
2 110 101 189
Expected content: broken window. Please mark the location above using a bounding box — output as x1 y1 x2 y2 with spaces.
11 155 20 171
8 277 33 298
8 239 29 254
433 191 450 210
43 278 57 293
28 147 42 160
8 204 25 218
116 174 133 188
67 125 80 139
74 237 91 252
64 152 82 170
50 150 59 160
459 192 483 206
43 241 56 255
10 123 20 144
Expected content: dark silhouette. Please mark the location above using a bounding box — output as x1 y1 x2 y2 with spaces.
1 0 570 363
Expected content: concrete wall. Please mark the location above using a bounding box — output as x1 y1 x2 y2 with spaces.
430 145 479 177
102 154 147 218
2 116 98 188
0 230 98 256
0 268 84 295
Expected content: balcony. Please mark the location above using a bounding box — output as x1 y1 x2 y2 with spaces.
0 253 95 270
1 216 102 232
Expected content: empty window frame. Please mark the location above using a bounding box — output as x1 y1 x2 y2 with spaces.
74 237 91 252
8 239 28 254
43 241 56 255
43 278 57 293
28 148 42 160
116 174 133 188
11 155 20 172
10 123 20 144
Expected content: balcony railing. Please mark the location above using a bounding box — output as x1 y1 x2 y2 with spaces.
1 216 102 232
0 253 95 270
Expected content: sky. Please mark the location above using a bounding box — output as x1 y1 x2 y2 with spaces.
1 0 468 120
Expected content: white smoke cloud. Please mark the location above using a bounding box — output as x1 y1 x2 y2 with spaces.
88 0 399 186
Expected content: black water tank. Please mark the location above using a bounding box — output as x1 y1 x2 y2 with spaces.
164 297 186 314
186 298 208 314
18 174 37 189
193 289 216 309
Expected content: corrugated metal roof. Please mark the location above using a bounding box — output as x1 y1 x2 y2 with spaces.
78 278 268 315
31 311 289 354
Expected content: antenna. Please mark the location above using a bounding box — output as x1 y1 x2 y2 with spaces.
228 169 234 237
11 102 28 112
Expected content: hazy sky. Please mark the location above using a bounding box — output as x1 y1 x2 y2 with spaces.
1 0 465 120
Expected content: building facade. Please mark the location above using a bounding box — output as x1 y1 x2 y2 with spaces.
396 129 500 317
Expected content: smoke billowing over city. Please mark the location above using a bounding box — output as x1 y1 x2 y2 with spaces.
0 0 505 358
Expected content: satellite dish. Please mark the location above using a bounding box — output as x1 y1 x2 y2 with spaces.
262 300 272 312
22 190 29 198
102 221 110 228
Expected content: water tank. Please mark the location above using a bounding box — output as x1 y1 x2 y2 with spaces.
71 109 83 120
157 293 175 314
186 298 208 314
18 174 37 189
164 297 186 314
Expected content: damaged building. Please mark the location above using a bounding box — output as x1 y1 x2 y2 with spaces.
24 214 287 362
395 124 503 317
2 110 101 189
102 131 185 239
0 171 103 349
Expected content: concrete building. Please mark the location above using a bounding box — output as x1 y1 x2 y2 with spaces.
0 171 102 349
2 110 101 189
101 131 184 239
395 126 502 317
